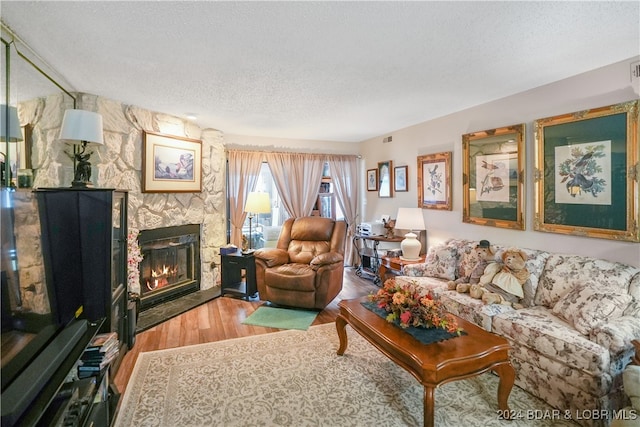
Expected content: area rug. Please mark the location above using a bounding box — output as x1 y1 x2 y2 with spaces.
241 305 319 330
115 323 578 427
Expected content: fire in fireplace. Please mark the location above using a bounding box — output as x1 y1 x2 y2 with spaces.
138 224 201 311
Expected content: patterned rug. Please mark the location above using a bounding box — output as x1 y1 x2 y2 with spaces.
115 323 578 427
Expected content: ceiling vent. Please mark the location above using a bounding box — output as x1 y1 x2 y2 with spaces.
382 136 392 143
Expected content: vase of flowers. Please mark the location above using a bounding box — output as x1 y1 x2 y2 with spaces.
369 278 462 334
127 228 144 294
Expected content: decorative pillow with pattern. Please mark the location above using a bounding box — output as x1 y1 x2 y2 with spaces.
551 283 633 335
414 244 458 281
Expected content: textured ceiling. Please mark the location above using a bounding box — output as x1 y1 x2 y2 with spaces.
1 1 639 142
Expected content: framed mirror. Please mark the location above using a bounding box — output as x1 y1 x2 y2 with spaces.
462 124 525 230
2 28 76 188
378 160 393 198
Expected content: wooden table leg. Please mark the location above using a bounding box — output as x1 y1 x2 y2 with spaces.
493 362 516 416
335 315 348 355
423 385 435 427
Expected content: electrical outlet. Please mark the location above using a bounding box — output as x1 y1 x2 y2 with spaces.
632 61 640 80
382 136 392 143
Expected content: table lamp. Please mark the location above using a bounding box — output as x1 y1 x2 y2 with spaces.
244 191 271 253
394 207 426 261
58 109 104 187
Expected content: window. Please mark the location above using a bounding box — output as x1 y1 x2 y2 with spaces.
232 162 343 250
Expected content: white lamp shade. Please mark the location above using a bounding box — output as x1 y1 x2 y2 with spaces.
0 105 23 141
244 192 271 214
394 207 425 231
59 109 104 145
395 207 425 261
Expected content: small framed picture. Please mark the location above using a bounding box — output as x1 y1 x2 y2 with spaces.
366 168 378 191
394 166 408 192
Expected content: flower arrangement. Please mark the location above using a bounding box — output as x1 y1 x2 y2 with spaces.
127 229 144 292
369 278 462 334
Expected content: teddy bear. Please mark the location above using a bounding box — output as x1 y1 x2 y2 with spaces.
447 240 495 293
473 247 530 309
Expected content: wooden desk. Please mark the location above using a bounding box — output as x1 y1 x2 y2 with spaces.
336 298 515 427
378 254 426 282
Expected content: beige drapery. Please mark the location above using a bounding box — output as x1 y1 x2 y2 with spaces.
326 155 359 266
227 150 264 247
227 149 360 265
263 152 326 218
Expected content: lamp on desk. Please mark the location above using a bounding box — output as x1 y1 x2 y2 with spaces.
58 109 104 188
244 191 271 253
394 207 425 261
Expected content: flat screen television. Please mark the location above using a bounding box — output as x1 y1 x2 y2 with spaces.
1 189 87 426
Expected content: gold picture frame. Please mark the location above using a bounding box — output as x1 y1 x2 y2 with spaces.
142 131 203 193
462 124 525 229
533 100 639 242
417 151 452 210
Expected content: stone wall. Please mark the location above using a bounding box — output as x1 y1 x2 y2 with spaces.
19 92 226 295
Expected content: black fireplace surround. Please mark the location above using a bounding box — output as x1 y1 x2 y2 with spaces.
138 224 201 311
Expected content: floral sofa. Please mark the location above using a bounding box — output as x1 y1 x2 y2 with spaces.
396 239 640 427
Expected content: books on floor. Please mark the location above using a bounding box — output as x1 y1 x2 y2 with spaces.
77 332 119 378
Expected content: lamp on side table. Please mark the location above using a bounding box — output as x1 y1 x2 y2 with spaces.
394 207 426 261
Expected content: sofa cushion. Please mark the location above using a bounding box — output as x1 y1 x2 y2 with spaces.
591 316 640 355
442 239 478 280
552 283 633 335
438 291 514 331
492 307 611 375
395 276 449 296
535 254 639 308
404 243 458 280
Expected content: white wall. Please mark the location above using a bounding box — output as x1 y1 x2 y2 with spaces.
359 57 640 267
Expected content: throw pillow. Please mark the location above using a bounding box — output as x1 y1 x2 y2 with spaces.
552 284 633 335
418 244 458 281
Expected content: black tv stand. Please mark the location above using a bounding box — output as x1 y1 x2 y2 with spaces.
1 318 118 427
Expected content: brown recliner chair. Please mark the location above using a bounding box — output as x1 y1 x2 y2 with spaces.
254 216 346 310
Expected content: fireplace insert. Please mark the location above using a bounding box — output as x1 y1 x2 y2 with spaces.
138 224 201 311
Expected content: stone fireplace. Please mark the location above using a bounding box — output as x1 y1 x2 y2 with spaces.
138 224 201 311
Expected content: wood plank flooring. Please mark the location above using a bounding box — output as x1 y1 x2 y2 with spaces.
113 267 378 393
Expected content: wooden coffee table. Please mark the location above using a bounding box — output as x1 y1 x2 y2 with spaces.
335 298 515 427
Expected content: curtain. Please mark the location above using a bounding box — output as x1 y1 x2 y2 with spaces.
264 152 325 218
227 150 264 247
327 154 359 265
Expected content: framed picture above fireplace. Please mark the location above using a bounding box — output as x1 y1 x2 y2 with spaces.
142 131 203 192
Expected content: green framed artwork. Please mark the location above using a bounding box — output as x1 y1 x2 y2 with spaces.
533 100 639 242
462 124 525 230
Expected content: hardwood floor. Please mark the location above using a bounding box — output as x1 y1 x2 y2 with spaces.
113 267 378 393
